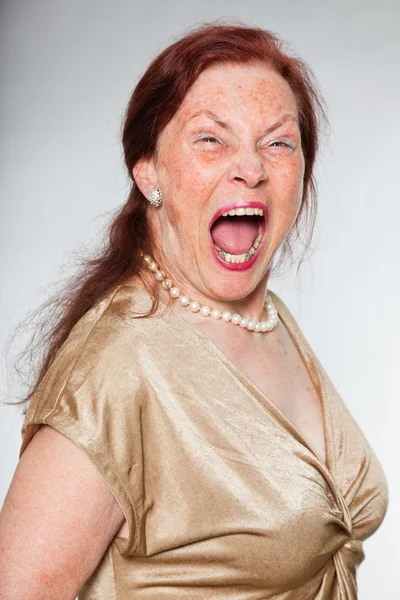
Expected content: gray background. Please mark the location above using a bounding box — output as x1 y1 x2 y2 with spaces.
1 0 399 596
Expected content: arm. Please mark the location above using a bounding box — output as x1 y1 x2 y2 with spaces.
0 424 125 600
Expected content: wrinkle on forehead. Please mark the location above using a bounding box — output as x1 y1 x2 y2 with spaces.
176 62 300 132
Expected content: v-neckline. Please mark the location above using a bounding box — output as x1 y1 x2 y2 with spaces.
118 284 333 476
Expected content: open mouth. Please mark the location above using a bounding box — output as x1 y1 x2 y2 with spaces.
209 204 266 266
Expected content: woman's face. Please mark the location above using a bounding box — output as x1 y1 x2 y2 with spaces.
135 61 305 304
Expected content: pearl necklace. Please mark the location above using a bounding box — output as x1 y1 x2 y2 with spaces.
141 252 279 333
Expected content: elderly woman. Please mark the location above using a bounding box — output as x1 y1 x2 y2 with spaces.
0 22 388 600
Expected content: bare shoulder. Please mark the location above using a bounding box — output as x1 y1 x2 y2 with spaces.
0 424 125 600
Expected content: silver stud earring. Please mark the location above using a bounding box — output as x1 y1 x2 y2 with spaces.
149 187 162 208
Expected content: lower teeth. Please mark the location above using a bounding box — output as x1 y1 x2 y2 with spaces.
215 235 262 264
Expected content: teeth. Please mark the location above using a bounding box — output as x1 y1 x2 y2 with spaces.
214 233 263 264
221 207 264 217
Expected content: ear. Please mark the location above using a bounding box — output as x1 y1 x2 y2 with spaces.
132 156 158 200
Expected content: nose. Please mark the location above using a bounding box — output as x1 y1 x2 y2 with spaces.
228 147 268 188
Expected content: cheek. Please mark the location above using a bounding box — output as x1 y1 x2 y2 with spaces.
277 162 304 205
159 151 190 196
156 155 208 231
159 144 222 212
272 160 305 229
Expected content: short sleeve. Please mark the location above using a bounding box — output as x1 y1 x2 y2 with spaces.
19 304 145 557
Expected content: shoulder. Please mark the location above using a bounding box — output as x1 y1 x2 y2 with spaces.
48 285 160 386
20 286 161 450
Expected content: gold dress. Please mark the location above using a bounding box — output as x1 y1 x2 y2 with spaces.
19 285 388 599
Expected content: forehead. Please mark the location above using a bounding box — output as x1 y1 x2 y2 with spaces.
177 62 299 124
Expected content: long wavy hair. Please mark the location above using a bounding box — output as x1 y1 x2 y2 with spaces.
6 21 328 411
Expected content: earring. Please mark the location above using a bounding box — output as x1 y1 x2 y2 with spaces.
149 187 162 208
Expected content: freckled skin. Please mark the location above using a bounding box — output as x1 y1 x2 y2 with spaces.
133 62 305 323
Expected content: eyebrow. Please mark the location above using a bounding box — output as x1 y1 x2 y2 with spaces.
187 110 299 135
188 110 231 130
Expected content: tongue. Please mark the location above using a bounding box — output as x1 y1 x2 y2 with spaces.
210 216 258 254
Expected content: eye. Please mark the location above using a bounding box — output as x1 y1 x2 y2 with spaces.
269 140 294 149
197 135 220 144
263 139 295 155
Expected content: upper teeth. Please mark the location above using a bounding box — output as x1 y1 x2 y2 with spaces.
221 207 264 217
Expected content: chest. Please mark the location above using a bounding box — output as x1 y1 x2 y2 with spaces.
209 321 327 466
116 321 327 544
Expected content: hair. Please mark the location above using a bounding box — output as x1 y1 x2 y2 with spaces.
6 21 328 411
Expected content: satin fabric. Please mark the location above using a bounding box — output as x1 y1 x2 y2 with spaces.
19 285 388 599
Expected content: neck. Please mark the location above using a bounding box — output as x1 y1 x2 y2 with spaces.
133 253 278 334
142 257 270 316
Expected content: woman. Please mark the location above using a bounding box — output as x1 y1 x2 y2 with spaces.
0 22 388 599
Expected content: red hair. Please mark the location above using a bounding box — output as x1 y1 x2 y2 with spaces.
7 22 327 410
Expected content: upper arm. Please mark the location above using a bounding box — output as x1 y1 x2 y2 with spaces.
0 424 125 600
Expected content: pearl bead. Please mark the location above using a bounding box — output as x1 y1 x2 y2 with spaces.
170 287 180 298
260 321 269 332
143 254 152 264
179 295 190 306
221 311 232 322
162 278 172 289
231 313 241 325
254 323 261 332
155 270 164 281
247 319 255 331
239 317 249 328
211 308 221 319
200 305 211 316
149 261 158 272
189 301 200 312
